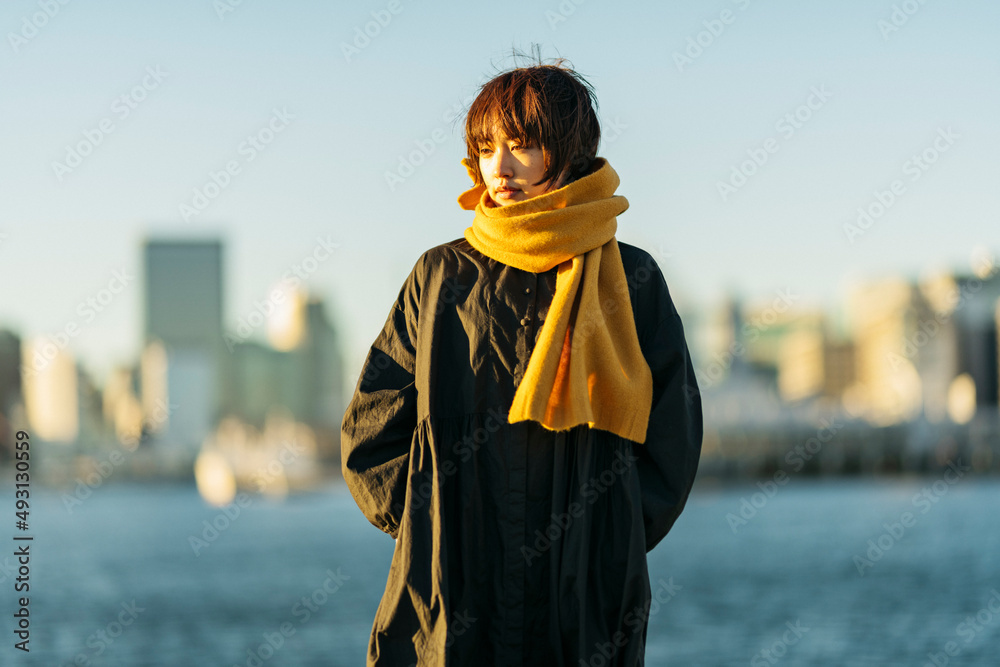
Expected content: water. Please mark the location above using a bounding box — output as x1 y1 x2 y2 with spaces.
1 476 998 666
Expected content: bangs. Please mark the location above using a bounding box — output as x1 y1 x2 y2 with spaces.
462 64 600 189
465 80 546 153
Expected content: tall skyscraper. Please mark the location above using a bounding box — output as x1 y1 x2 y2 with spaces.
142 238 225 461
144 239 223 347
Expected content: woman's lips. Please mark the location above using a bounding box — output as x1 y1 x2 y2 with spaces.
495 187 520 198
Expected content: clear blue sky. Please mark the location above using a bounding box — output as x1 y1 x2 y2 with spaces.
1 0 998 389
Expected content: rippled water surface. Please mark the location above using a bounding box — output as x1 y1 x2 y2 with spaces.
2 476 998 665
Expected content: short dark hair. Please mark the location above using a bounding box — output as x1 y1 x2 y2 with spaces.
463 61 601 189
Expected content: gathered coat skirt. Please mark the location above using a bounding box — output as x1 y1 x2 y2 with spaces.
341 237 703 666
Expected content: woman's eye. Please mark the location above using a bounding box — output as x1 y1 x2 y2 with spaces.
478 147 493 156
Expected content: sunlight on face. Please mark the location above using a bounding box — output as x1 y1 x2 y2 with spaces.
477 133 565 206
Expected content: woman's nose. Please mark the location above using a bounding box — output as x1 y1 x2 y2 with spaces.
493 148 514 179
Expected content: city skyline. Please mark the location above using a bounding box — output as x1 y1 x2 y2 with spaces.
2 0 998 392
1 232 995 392
3 233 997 427
4 232 998 488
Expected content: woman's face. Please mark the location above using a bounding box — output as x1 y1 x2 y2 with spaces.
477 133 565 206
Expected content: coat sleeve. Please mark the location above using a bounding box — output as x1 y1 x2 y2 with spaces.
635 260 704 553
340 268 420 540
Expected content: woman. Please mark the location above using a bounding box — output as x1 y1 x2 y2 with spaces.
342 60 703 666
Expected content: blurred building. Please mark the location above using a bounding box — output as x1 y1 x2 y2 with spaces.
950 272 1000 413
844 264 1000 426
102 364 145 447
846 278 938 425
0 329 21 412
298 297 345 435
774 311 826 403
225 290 344 461
690 296 741 389
822 339 856 402
0 329 24 461
143 238 226 462
21 339 79 443
697 295 801 434
19 339 107 451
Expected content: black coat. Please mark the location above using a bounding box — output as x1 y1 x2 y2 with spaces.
341 236 703 666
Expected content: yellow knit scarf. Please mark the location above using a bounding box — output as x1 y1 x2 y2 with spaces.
457 157 654 443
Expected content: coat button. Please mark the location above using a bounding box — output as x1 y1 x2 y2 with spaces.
525 287 532 294
520 317 531 326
